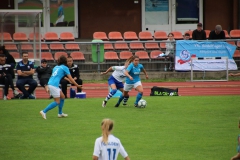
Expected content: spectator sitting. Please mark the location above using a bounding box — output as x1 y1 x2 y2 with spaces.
60 56 82 98
184 33 190 40
209 25 225 39
165 32 175 71
36 59 52 93
16 52 37 99
0 45 16 69
0 54 21 100
192 23 206 40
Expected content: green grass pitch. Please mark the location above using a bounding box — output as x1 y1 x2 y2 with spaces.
0 96 239 160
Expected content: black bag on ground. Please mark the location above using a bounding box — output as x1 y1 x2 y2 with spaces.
150 86 178 96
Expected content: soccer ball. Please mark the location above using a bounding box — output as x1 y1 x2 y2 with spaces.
138 99 147 108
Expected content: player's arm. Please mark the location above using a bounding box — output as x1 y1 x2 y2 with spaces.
66 74 82 90
124 70 133 80
124 156 130 160
142 68 149 79
23 68 35 75
17 70 29 76
231 153 240 160
101 67 113 75
92 155 98 160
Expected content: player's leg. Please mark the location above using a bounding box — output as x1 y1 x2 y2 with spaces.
26 79 38 99
40 85 60 119
102 83 117 107
115 83 132 107
2 76 10 100
16 79 29 99
5 74 19 97
134 82 143 107
58 90 68 118
60 78 68 98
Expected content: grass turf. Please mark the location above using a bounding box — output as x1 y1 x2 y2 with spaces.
0 96 239 160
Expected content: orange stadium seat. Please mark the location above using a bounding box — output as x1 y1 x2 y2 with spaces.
129 41 144 50
65 43 80 51
171 31 183 40
21 44 33 51
230 30 240 39
54 52 68 60
237 41 240 48
184 30 193 39
13 32 28 41
233 50 240 57
227 41 236 46
29 32 43 41
36 43 50 51
154 31 168 40
44 32 59 41
108 32 123 41
223 30 230 39
50 43 65 51
144 41 159 50
104 51 119 61
123 31 138 41
135 51 150 60
0 32 13 41
60 32 75 41
104 41 114 50
204 30 211 39
4 43 18 51
150 50 168 61
70 51 85 62
119 51 133 60
93 32 108 41
27 52 35 59
9 52 20 59
160 42 166 49
114 41 129 50
41 52 54 61
139 31 153 40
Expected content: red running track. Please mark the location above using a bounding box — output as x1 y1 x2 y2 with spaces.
3 81 239 99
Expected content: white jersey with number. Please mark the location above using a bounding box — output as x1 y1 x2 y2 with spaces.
112 66 126 82
93 134 128 160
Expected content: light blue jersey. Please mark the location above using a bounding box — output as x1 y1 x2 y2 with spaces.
58 6 64 17
125 63 144 84
48 65 70 87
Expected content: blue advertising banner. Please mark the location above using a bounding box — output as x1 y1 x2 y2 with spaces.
175 40 237 71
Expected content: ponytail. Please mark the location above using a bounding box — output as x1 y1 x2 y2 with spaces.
101 119 114 144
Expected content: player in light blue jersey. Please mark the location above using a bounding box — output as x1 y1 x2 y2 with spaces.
93 119 130 160
40 55 82 119
101 56 134 107
115 55 148 107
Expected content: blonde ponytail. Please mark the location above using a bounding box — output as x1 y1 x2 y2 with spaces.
101 119 114 144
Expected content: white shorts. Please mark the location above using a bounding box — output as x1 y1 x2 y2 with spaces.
56 15 64 24
48 85 61 98
124 81 142 91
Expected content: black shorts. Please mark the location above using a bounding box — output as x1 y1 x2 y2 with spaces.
39 78 49 87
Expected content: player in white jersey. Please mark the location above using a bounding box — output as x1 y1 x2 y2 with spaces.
39 55 82 119
93 119 130 160
101 56 134 107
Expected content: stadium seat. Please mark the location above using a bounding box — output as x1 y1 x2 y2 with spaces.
9 52 20 59
13 32 28 41
123 31 138 41
65 43 80 51
154 31 168 40
108 32 123 41
70 51 85 62
171 31 183 40
29 32 43 41
233 50 240 58
104 41 114 50
104 51 119 61
60 32 75 41
227 41 236 46
150 50 168 61
230 30 240 39
237 41 240 48
160 42 166 49
50 43 65 51
139 31 153 40
0 32 13 41
68 21 74 26
27 52 36 59
205 30 211 39
4 43 18 51
223 30 230 39
135 51 150 61
54 52 68 60
114 41 129 50
119 51 133 60
21 44 33 51
93 32 108 41
41 52 54 61
44 32 59 41
144 41 159 50
184 30 193 39
129 41 144 50
36 43 50 51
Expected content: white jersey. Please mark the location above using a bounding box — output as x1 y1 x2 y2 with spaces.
93 134 128 160
112 66 126 82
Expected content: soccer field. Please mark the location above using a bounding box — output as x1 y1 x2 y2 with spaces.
0 96 239 160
